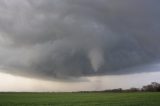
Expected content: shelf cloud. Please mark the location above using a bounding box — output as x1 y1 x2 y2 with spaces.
0 0 160 80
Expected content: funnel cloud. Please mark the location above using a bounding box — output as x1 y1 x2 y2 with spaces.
0 0 160 80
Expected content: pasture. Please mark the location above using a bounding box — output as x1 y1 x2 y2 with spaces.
0 92 160 106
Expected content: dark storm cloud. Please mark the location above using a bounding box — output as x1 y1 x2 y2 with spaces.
0 0 160 80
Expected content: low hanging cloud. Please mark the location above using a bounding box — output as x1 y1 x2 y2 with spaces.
0 0 160 80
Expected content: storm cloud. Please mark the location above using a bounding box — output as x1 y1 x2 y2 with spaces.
0 0 160 80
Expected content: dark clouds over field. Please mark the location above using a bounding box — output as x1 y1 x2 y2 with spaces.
0 0 160 80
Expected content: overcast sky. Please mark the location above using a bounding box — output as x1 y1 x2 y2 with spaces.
0 0 160 91
0 71 160 92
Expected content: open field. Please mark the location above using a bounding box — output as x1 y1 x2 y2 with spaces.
0 92 160 106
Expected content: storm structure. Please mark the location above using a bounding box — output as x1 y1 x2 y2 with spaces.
0 0 160 80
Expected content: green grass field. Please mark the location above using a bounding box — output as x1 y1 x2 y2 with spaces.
0 92 160 106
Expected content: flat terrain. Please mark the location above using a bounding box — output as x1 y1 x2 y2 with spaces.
0 92 160 106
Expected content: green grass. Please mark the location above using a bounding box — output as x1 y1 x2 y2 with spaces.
0 92 160 106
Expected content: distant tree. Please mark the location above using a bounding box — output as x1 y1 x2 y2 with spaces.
142 82 160 92
111 88 123 92
127 88 140 92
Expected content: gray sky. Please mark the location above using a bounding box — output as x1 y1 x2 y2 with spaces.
0 0 160 91
0 71 160 92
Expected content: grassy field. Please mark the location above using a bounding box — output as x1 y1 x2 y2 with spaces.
0 92 160 106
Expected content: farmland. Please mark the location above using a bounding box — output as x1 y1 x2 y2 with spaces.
0 92 160 106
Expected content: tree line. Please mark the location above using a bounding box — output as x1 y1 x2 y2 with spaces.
104 82 160 92
78 82 160 93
